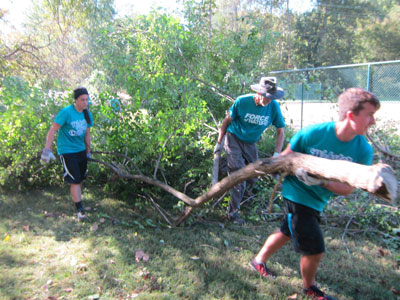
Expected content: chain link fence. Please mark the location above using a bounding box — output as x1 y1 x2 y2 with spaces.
270 60 400 102
269 60 400 129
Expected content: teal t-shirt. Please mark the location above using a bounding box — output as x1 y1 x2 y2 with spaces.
54 105 93 155
227 94 285 144
282 122 373 212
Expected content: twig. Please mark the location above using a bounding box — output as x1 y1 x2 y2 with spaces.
91 150 143 175
154 128 178 180
211 192 227 209
268 172 287 213
202 122 218 134
367 132 400 159
142 194 174 226
341 197 372 257
183 180 195 194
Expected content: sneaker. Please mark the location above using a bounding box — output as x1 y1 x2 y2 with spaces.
302 285 337 300
249 259 275 278
77 210 87 221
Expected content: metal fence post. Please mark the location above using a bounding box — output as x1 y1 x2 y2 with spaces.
301 82 304 129
367 63 372 92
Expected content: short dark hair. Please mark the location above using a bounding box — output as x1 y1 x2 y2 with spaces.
338 88 380 121
73 87 89 100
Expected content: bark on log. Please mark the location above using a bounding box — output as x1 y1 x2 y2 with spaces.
191 153 397 206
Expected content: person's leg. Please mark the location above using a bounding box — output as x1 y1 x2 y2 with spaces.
70 183 82 203
60 151 87 219
300 253 324 289
242 142 259 195
249 229 290 277
225 133 246 218
255 230 291 262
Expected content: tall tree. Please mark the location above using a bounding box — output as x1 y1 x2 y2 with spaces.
291 0 376 67
1 0 115 89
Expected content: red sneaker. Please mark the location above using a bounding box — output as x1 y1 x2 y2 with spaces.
303 285 337 300
249 259 275 278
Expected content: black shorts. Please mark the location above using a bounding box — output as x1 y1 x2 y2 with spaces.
60 150 87 184
280 199 325 255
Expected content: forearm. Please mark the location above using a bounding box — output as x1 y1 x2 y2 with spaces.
84 129 91 153
274 128 285 153
44 124 59 149
217 116 232 144
323 180 354 195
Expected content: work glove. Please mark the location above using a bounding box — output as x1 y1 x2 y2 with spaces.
214 143 223 154
272 152 280 158
295 168 322 186
87 152 92 160
41 148 56 164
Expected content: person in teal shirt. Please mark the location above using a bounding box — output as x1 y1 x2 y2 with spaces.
41 87 93 221
249 88 380 300
215 77 285 224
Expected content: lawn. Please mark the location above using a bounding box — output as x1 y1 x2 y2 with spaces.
0 186 399 300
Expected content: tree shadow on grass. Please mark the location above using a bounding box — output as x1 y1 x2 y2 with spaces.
0 187 399 299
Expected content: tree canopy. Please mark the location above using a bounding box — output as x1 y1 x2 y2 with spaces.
0 0 399 203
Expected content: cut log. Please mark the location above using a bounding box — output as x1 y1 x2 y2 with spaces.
195 153 397 207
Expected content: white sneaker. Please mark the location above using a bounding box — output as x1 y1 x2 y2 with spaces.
77 211 87 221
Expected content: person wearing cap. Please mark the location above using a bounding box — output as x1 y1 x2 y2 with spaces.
41 87 93 221
214 77 285 224
248 88 380 300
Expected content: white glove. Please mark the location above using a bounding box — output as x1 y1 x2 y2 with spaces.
273 152 280 157
295 168 322 186
41 148 56 164
214 143 222 154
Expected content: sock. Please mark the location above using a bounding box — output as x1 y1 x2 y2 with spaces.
75 201 84 212
254 258 263 264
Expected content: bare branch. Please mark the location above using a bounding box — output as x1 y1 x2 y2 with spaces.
367 132 400 159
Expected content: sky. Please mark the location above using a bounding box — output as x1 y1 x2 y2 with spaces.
1 0 314 33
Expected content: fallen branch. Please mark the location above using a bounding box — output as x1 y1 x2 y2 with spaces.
89 152 398 226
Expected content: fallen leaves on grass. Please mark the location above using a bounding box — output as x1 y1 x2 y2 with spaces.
76 263 88 273
91 222 99 232
135 250 150 263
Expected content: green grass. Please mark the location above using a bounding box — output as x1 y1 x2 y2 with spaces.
0 186 399 300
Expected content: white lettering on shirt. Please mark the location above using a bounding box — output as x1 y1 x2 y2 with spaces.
69 119 87 137
310 148 353 162
244 113 269 126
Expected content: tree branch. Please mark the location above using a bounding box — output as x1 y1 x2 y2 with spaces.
89 152 398 226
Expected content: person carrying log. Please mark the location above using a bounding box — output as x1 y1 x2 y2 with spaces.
214 77 285 224
249 88 380 300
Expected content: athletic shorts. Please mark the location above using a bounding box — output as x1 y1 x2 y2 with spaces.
280 199 325 255
60 150 87 184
